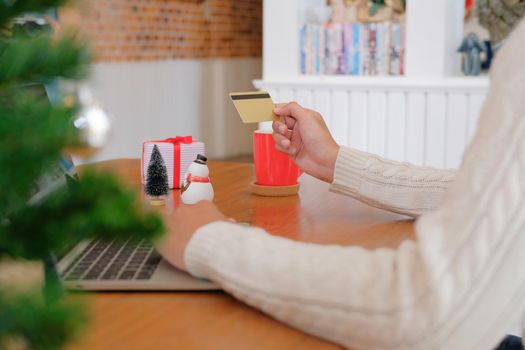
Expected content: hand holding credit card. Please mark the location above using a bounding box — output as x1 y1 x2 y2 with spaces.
229 91 279 123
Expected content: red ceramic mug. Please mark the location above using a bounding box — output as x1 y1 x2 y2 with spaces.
253 130 302 186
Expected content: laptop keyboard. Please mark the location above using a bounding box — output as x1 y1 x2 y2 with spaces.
61 239 162 281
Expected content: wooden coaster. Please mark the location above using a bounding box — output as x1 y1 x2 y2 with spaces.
250 181 300 197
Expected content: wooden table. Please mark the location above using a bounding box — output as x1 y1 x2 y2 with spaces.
69 159 414 350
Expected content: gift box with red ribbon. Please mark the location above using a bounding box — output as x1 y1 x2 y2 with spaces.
141 136 205 189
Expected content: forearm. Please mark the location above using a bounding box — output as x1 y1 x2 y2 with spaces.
184 218 503 350
330 147 456 217
185 221 429 349
186 196 525 350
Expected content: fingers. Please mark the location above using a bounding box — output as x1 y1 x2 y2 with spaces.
272 120 289 136
273 131 291 149
272 121 294 150
273 102 304 120
283 115 297 130
273 132 299 156
273 119 295 140
274 103 302 132
275 143 297 156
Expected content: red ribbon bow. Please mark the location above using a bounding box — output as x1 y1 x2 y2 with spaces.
160 136 193 188
164 136 192 144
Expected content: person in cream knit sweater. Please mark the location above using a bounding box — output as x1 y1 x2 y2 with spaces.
157 19 525 350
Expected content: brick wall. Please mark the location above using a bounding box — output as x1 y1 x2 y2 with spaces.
59 0 262 62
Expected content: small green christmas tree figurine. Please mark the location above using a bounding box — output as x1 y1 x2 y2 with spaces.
145 145 169 205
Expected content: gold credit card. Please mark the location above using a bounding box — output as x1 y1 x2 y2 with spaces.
229 91 279 123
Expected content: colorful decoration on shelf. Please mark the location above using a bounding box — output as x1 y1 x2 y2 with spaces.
369 0 405 16
457 33 485 76
465 0 475 21
300 20 405 76
353 0 405 23
481 40 494 70
330 0 347 23
344 0 359 22
357 0 393 22
301 0 407 77
181 154 214 205
306 5 333 24
145 145 169 205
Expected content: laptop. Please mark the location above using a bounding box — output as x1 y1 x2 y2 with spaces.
56 236 219 291
36 156 219 291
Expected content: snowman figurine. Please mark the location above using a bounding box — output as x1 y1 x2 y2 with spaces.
181 154 214 205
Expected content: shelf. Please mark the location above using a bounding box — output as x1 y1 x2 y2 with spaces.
263 0 466 81
254 75 489 94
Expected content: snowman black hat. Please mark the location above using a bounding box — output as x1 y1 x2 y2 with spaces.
195 154 207 164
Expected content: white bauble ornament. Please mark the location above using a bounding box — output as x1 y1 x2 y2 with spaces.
68 87 112 158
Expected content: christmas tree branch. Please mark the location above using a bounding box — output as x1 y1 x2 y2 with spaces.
0 87 76 216
0 282 86 350
0 30 89 87
2 172 164 259
0 1 165 348
0 0 69 27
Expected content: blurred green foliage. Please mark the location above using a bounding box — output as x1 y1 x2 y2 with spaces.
0 1 164 348
0 284 87 350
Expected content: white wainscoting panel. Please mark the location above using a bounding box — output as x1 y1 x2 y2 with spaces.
254 76 489 169
296 89 314 109
386 91 406 162
405 92 426 165
313 90 332 128
468 93 487 143
349 90 368 151
446 92 469 168
331 90 349 145
425 92 447 168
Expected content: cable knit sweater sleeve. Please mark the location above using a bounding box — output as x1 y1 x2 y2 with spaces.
183 20 525 350
330 147 456 217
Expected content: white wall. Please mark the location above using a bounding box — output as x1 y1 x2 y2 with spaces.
85 58 261 162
